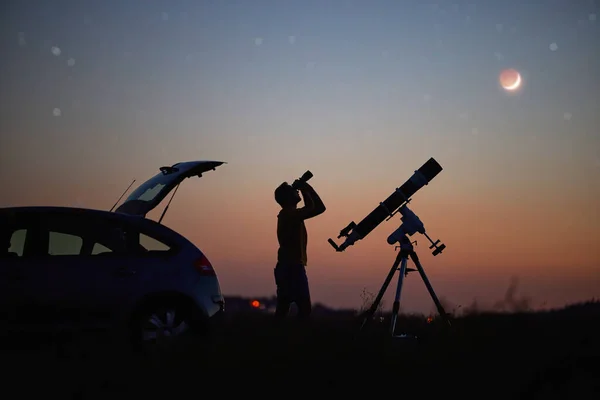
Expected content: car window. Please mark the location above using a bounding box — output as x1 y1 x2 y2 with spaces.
36 212 173 256
2 210 40 258
139 233 171 252
8 229 26 256
38 211 132 257
48 231 83 256
91 242 112 255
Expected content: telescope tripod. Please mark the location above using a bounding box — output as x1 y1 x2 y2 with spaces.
359 235 451 336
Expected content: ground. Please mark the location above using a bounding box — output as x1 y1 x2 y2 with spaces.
2 303 599 399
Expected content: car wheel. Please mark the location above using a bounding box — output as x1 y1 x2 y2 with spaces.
132 303 201 352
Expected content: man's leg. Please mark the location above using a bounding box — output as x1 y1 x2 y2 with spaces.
274 264 291 321
296 297 312 320
293 264 312 320
274 298 291 320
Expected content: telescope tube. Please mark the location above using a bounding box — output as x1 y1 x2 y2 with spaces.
340 157 442 249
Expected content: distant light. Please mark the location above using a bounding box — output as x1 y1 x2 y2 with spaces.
251 300 260 308
426 316 433 324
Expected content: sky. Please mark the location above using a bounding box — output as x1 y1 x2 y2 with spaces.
1 0 599 315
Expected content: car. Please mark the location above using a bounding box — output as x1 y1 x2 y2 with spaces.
0 160 226 349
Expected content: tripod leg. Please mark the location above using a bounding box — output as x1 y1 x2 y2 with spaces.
409 252 452 327
390 257 408 336
359 250 403 332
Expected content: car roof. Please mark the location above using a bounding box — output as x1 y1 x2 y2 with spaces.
1 206 201 253
1 205 195 243
0 206 161 228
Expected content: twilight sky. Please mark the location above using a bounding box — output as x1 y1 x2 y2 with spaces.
1 0 599 314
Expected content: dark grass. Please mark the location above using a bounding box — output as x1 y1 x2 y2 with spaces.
2 302 600 399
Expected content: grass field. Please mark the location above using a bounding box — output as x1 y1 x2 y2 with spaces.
2 301 599 399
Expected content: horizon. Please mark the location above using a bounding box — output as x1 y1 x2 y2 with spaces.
1 1 599 315
221 293 600 315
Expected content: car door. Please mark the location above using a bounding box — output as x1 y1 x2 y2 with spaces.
34 212 150 328
84 219 179 312
71 219 155 325
0 210 45 329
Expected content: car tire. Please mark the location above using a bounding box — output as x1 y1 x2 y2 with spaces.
130 299 206 353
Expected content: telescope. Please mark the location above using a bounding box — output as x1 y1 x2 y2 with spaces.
328 157 443 252
331 157 452 337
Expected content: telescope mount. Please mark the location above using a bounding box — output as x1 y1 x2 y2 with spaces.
359 203 451 338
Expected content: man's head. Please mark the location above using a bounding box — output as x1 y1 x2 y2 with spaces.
274 182 301 208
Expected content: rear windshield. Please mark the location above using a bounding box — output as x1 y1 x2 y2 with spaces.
123 173 171 204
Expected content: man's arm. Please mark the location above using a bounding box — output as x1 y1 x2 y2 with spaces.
295 183 326 220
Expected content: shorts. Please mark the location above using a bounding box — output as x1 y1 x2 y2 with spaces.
274 262 310 302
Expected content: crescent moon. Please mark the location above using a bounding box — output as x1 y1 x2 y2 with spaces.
504 73 521 91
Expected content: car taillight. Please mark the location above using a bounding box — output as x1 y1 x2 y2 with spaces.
194 255 216 276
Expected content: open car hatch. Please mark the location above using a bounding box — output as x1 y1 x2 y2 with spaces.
114 160 226 217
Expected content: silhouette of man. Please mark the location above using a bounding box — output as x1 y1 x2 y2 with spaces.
273 178 326 321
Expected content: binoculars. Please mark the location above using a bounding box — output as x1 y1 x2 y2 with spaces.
291 170 313 189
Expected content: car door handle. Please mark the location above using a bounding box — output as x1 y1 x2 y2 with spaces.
115 267 136 277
